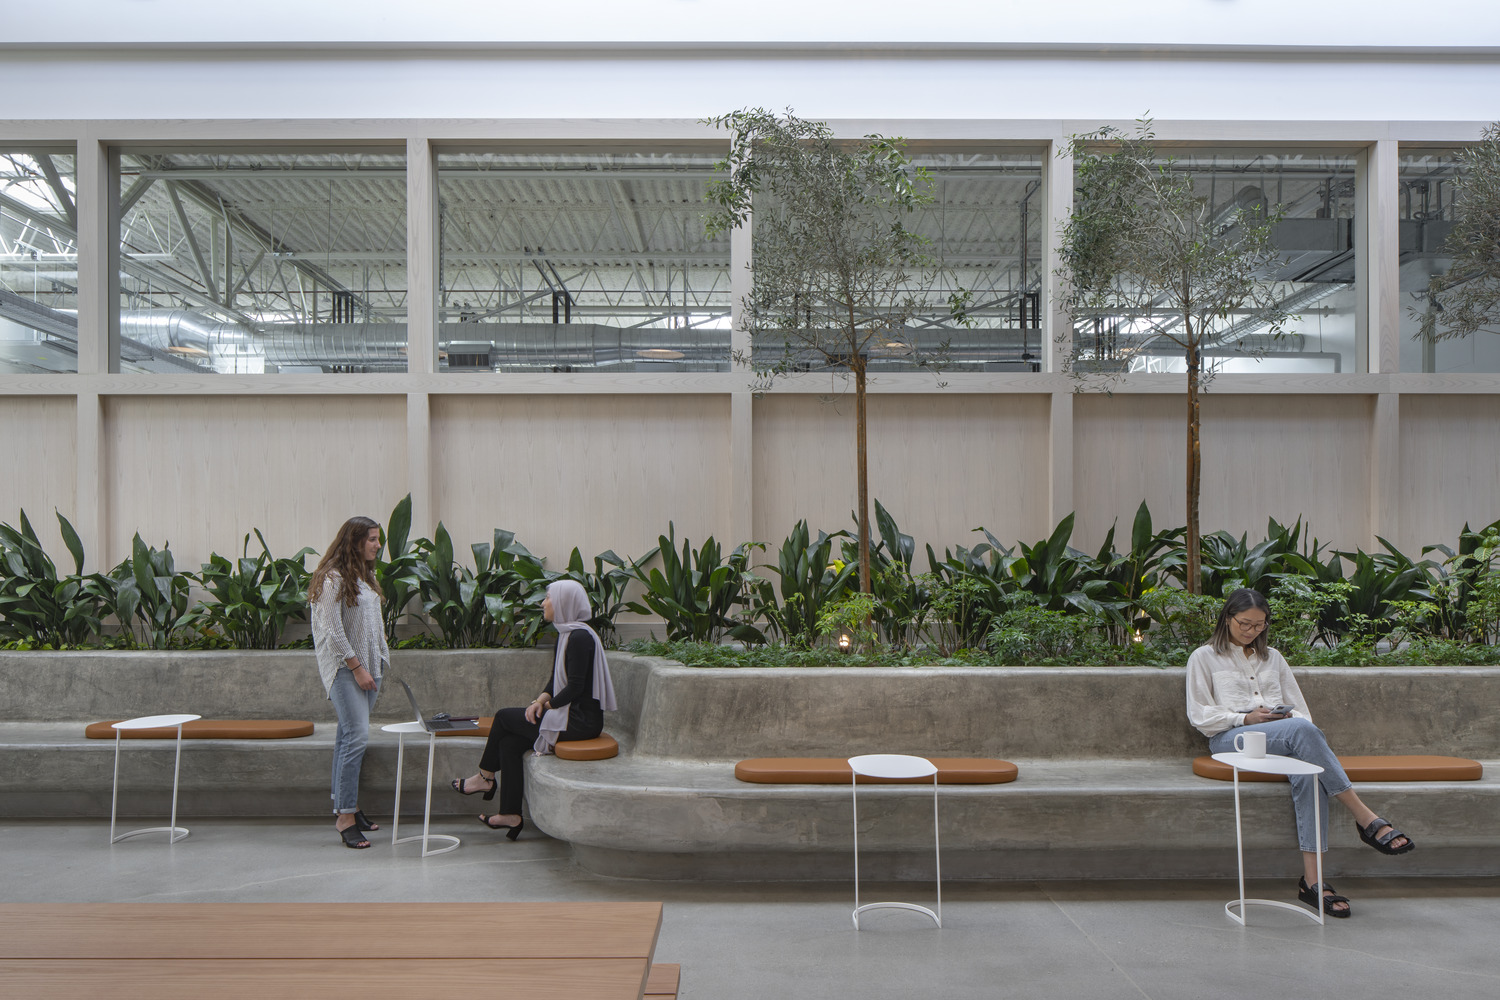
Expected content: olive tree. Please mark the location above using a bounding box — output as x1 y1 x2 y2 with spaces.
703 108 956 594
1057 120 1290 593
1421 123 1500 343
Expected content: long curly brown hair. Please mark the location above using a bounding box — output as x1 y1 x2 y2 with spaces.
309 516 384 608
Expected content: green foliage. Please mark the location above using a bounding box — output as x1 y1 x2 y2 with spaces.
194 530 315 649
750 520 856 648
412 523 550 649
561 545 656 647
103 534 200 649
816 592 879 652
1199 516 1328 598
987 604 1102 663
0 510 103 646
1421 123 1500 343
374 494 422 645
1091 501 1186 628
626 523 764 644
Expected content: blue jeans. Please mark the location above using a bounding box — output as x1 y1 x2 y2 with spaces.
329 669 380 815
1208 716 1352 853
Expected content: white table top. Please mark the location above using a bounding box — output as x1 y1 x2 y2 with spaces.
1212 751 1325 776
381 721 430 735
113 714 201 730
848 753 938 779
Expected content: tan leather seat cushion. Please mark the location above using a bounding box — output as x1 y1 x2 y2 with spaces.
1192 754 1482 782
555 734 619 760
436 722 617 761
85 720 314 740
735 757 1019 784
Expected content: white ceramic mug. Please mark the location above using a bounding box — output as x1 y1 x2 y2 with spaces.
1234 730 1267 758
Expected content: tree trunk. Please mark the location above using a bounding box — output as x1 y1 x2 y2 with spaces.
1185 334 1202 595
855 357 872 595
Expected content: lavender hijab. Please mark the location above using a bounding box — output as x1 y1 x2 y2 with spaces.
534 579 616 754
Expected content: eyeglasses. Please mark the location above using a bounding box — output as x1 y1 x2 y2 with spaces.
1232 616 1268 633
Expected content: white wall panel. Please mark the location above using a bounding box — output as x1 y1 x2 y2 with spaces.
1075 393 1372 554
102 395 408 568
430 394 728 568
1400 396 1500 553
0 396 77 562
753 393 1051 560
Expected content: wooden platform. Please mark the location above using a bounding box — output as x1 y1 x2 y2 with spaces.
0 902 669 1000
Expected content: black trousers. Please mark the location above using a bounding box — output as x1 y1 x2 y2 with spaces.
477 707 600 815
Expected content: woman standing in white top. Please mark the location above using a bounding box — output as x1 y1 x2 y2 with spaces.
1186 588 1415 917
309 515 390 849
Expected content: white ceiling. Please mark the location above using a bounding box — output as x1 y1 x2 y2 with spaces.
8 0 1499 48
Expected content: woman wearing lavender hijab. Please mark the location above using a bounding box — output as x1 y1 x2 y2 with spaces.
449 579 615 839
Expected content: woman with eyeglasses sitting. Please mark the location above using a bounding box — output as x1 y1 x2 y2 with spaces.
1186 587 1416 918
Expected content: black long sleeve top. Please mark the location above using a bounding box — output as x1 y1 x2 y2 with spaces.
542 629 604 739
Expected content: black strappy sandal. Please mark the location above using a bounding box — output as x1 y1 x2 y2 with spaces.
1298 877 1351 917
1358 816 1415 855
338 824 371 849
479 814 524 841
451 774 498 800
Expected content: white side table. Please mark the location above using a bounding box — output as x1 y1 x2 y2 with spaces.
848 753 942 930
1212 750 1325 926
381 722 460 857
109 714 200 844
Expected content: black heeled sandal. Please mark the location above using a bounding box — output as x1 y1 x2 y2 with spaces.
338 824 371 849
450 774 497 800
1297 877 1351 917
479 814 524 841
353 809 380 832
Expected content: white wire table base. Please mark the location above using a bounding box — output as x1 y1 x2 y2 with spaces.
1215 751 1324 927
849 754 942 930
109 714 199 845
384 724 460 857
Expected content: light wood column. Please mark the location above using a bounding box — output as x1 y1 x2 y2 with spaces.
1369 392 1400 549
73 136 115 567
75 391 105 570
728 219 753 544
1049 390 1074 527
1364 139 1400 374
74 136 117 376
405 137 438 532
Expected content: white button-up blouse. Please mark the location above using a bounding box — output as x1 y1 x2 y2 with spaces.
1184 643 1310 737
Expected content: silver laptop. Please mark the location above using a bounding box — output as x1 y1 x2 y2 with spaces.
398 679 479 733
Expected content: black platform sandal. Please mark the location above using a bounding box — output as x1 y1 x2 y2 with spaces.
338 824 372 849
1298 877 1351 917
1358 816 1415 855
353 809 380 832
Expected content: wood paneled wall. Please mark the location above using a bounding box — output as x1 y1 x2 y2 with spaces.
2 389 1497 572
753 393 1051 563
430 394 728 565
0 396 77 561
101 396 407 567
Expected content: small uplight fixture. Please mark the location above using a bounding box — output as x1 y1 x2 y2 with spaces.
636 348 685 361
1132 629 1145 644
837 632 853 653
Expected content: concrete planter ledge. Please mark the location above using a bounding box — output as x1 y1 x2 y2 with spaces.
2 651 1497 880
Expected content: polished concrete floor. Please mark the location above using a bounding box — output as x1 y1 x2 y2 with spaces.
2 817 1498 1000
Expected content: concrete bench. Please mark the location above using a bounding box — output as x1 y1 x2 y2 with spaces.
6 650 1500 881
